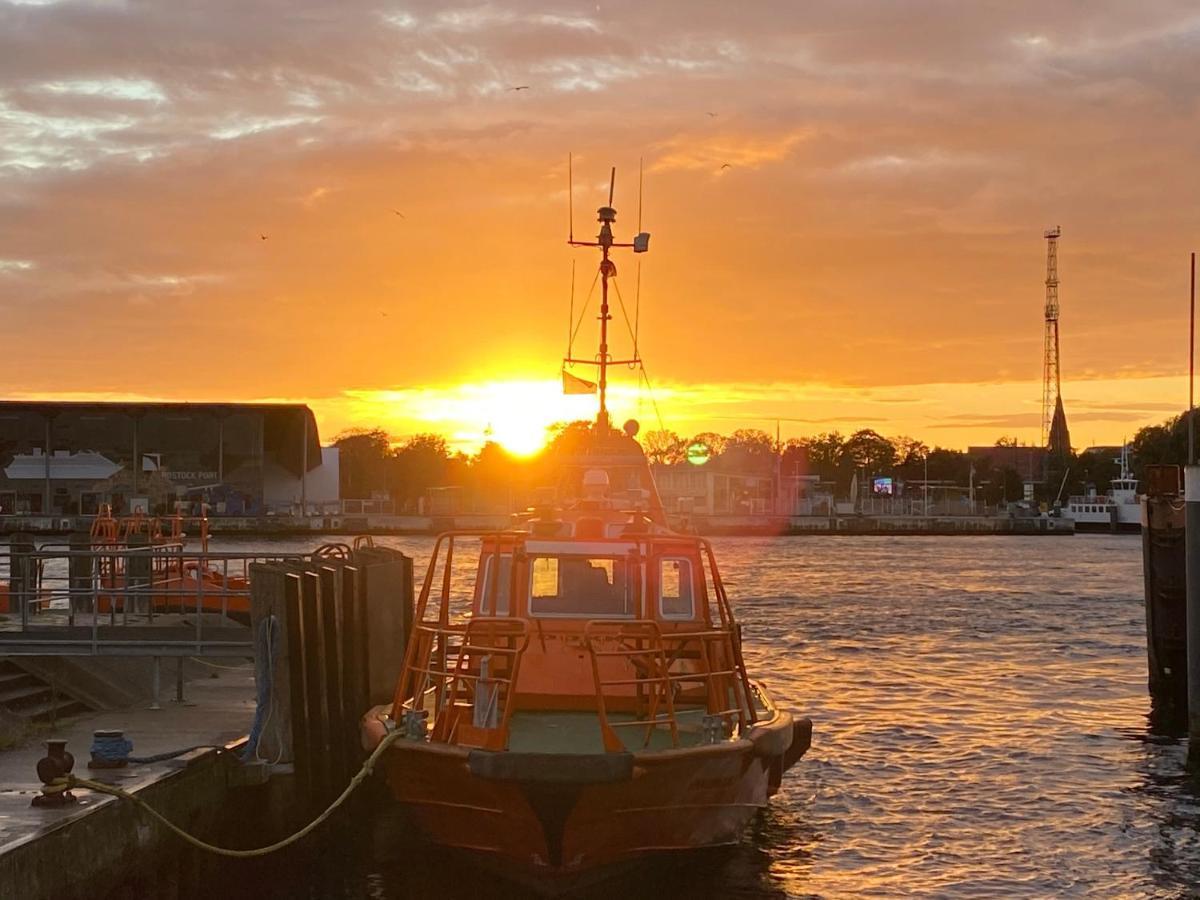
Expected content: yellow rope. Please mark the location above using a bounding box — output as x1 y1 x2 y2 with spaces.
57 728 403 859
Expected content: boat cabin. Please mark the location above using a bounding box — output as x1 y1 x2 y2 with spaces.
393 525 757 756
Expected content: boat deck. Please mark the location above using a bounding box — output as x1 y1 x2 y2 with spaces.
506 707 712 753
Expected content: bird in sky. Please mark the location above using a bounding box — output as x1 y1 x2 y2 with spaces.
720 163 732 170
391 209 405 218
707 111 718 117
509 85 530 91
259 233 268 240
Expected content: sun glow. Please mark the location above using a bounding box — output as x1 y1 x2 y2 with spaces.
341 379 605 456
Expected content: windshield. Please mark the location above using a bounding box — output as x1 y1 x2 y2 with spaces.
529 555 636 617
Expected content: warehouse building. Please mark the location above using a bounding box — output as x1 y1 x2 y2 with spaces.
0 401 338 517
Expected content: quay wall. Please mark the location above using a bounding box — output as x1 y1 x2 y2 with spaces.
0 513 1073 538
0 747 304 900
681 514 1075 536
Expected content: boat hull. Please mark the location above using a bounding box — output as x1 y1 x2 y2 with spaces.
365 709 810 886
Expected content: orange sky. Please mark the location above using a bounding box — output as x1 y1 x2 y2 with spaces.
1 1 1196 453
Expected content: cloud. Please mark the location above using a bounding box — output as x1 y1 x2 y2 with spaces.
651 129 811 173
0 1 1197 449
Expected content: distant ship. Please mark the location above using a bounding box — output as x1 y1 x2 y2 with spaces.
1062 446 1140 532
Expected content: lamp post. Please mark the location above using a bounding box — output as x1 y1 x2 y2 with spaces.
924 452 930 518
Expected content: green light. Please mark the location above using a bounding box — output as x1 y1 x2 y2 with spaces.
686 442 711 466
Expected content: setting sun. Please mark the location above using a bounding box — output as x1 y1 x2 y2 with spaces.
340 379 606 456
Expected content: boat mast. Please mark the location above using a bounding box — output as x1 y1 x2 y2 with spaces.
567 162 651 432
598 168 615 428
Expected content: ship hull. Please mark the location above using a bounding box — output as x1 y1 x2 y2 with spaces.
364 708 810 888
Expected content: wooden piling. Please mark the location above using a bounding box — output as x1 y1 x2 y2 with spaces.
1142 472 1187 729
1186 466 1200 768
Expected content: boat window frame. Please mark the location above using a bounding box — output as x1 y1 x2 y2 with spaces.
526 552 641 619
657 555 696 621
479 553 513 616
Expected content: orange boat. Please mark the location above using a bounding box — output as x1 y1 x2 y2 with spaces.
360 168 812 888
90 508 253 616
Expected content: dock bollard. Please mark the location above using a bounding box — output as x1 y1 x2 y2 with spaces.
31 739 76 808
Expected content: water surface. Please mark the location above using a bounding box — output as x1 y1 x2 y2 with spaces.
197 534 1190 898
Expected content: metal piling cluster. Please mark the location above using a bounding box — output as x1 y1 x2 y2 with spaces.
248 546 413 809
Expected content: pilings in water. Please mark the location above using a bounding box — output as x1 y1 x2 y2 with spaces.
247 546 413 809
1188 467 1200 768
1143 467 1187 731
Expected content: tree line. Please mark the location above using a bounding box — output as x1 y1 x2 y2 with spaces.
334 410 1197 512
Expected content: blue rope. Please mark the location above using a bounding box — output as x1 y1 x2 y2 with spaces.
241 614 279 761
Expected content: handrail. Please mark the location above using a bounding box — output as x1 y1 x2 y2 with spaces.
437 618 529 749
395 618 528 750
585 620 679 752
697 539 757 726
0 545 307 656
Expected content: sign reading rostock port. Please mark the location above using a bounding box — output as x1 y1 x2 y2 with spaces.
163 471 219 482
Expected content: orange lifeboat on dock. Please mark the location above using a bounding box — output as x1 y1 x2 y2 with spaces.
91 507 251 617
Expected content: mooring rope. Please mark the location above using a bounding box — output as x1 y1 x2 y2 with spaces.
58 728 404 859
89 732 225 766
242 615 280 762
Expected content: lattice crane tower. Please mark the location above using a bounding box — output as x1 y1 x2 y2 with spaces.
1041 226 1070 452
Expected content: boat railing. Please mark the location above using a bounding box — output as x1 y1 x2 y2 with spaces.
698 539 758 726
585 620 680 752
660 628 753 733
397 618 529 750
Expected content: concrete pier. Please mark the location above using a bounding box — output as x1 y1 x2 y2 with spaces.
0 511 1078 537
675 513 1076 536
0 670 268 898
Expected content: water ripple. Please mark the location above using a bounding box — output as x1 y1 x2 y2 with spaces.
199 533 1190 899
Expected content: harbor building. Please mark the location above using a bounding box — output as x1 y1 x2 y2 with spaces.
0 401 338 517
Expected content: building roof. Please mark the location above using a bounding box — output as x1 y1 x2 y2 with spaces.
0 401 322 476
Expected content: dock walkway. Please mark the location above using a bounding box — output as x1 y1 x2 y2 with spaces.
0 671 255 897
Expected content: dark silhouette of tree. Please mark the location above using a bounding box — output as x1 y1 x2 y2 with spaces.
719 429 776 474
644 429 687 465
796 432 843 481
687 432 728 459
391 433 451 510
333 428 391 499
839 429 897 473
1129 410 1200 478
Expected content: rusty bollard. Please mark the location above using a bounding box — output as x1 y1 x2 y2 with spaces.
31 739 76 808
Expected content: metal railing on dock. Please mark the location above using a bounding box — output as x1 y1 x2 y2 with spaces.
0 540 305 657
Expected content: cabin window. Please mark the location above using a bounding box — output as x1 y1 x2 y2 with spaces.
529 556 634 617
659 558 694 619
480 555 512 615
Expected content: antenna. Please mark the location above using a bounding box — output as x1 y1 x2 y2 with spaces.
565 161 651 431
568 153 574 243
567 259 576 358
635 157 643 356
637 156 644 232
